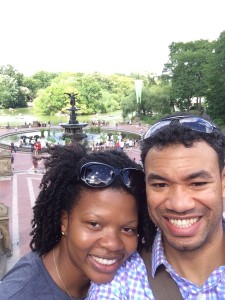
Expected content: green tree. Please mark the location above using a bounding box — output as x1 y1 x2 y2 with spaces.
34 82 77 116
24 71 59 100
75 74 103 114
205 31 225 123
148 82 172 115
121 91 138 119
32 72 160 117
163 40 213 112
121 81 171 119
92 73 134 111
0 74 19 108
33 72 102 115
0 64 29 107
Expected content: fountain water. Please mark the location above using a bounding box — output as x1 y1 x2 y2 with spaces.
60 93 88 140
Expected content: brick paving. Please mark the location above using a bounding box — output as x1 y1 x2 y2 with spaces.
0 123 145 273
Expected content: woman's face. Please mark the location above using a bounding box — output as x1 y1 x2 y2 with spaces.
61 188 138 284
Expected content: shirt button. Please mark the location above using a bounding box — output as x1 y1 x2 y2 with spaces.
197 293 204 299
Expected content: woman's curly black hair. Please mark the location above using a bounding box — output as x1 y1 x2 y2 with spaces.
30 143 156 256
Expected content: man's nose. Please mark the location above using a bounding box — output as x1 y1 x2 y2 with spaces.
165 186 195 213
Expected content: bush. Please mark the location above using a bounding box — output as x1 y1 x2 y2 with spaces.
213 118 225 126
40 128 45 138
90 126 101 133
141 114 163 125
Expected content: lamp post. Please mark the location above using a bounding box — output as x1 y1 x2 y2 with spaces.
134 79 143 121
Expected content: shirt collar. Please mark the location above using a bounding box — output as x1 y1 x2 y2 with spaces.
151 229 166 277
152 220 225 277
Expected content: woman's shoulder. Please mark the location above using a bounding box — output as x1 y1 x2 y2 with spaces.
0 252 43 299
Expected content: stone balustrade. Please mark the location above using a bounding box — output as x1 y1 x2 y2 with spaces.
0 150 12 177
0 203 12 279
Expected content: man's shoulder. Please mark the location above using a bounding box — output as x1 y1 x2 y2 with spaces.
121 252 147 274
88 252 153 299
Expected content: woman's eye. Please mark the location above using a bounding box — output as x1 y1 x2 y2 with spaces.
122 227 137 235
89 221 101 228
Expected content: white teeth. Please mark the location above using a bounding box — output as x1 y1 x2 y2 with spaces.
169 218 198 228
92 256 118 265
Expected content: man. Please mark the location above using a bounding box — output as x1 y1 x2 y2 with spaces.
89 113 225 299
140 113 225 298
10 142 16 153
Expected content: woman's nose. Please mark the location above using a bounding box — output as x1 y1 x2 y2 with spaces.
99 230 124 251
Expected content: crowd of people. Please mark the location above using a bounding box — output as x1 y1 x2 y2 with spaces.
90 136 138 152
1 113 225 299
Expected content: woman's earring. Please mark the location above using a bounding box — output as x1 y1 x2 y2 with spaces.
61 231 65 236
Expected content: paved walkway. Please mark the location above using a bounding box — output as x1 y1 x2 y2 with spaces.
0 123 146 273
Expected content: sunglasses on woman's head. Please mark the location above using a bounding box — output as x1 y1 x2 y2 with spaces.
144 116 216 140
80 162 145 194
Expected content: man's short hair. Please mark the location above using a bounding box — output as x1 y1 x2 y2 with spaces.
141 114 225 172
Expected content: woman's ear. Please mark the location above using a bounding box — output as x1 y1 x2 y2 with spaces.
221 168 225 214
61 210 69 236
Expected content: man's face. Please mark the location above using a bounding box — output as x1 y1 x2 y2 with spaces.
144 141 225 252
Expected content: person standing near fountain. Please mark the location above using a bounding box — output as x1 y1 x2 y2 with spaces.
32 156 38 173
10 142 16 153
0 143 152 300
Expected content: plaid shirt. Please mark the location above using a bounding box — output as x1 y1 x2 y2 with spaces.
87 251 153 299
87 230 225 299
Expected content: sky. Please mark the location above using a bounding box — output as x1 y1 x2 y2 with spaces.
0 0 225 76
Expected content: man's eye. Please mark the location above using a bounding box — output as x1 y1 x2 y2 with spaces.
151 183 167 188
191 182 207 187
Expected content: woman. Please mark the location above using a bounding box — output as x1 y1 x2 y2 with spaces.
0 143 153 300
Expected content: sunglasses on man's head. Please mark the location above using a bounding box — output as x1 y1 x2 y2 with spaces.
144 116 217 140
80 162 145 194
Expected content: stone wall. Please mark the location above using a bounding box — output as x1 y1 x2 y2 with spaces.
0 150 12 177
0 203 12 279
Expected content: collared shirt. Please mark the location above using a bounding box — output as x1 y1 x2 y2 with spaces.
87 230 225 299
152 230 225 299
87 251 154 299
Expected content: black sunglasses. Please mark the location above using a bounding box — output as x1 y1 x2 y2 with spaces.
80 162 145 194
144 116 216 140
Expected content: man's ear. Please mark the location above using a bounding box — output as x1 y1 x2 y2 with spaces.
61 210 69 235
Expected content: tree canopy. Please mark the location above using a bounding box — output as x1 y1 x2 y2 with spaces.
163 40 214 112
0 65 29 108
1 29 225 124
205 31 225 123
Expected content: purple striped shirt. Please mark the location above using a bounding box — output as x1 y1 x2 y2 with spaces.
87 229 225 299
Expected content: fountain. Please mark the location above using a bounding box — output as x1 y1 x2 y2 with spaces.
60 93 88 140
0 94 142 151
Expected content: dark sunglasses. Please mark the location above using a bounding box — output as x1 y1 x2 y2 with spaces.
80 162 145 194
144 116 216 140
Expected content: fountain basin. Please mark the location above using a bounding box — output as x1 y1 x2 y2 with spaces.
0 127 141 153
60 122 88 140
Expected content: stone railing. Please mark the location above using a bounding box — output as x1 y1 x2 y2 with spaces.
0 203 12 279
0 150 12 177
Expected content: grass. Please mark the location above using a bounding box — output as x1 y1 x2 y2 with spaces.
0 108 124 127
